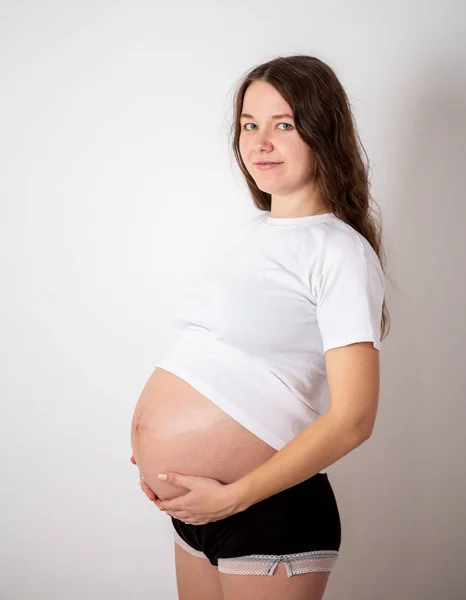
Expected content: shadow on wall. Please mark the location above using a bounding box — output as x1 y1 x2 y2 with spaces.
363 53 466 600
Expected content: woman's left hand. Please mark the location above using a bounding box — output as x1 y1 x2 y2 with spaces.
157 472 243 525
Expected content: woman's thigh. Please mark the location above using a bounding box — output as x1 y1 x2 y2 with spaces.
219 562 331 600
174 541 224 600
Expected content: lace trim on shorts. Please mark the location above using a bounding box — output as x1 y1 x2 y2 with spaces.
218 550 339 577
173 529 208 559
173 530 338 577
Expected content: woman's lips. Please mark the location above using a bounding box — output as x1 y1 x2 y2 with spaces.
254 162 283 170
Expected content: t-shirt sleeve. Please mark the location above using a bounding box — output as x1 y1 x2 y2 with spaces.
313 232 385 353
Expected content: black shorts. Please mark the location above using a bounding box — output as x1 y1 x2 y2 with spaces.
172 472 341 577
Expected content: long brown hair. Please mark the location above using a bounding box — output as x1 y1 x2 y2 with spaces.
228 54 391 343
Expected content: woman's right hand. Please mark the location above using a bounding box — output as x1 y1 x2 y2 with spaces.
130 455 162 508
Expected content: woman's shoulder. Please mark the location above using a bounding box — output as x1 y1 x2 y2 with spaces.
317 215 376 258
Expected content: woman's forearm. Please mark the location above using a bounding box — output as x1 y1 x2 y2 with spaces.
229 411 369 512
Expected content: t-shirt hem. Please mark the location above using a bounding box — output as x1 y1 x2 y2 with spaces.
323 331 380 353
155 360 327 474
156 360 289 451
156 329 329 474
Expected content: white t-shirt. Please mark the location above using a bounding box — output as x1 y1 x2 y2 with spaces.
156 210 385 474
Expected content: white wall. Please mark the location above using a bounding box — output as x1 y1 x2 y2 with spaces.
1 1 465 598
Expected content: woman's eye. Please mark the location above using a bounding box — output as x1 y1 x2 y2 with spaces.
243 123 294 131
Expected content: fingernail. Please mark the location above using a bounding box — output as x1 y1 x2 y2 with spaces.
158 474 167 480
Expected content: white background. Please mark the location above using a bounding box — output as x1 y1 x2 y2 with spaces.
1 1 466 598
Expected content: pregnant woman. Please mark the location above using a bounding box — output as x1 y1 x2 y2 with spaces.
130 54 390 600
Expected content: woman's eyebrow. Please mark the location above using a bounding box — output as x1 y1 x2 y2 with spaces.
240 113 295 120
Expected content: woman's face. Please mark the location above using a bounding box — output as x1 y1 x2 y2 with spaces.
239 80 316 199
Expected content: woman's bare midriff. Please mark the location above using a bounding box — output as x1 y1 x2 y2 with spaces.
130 367 278 501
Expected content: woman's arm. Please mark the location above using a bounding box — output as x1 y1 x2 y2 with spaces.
229 341 380 510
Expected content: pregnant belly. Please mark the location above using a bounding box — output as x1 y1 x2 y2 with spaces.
130 367 278 501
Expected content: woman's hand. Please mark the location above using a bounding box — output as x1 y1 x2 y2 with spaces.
130 455 162 508
157 472 243 525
